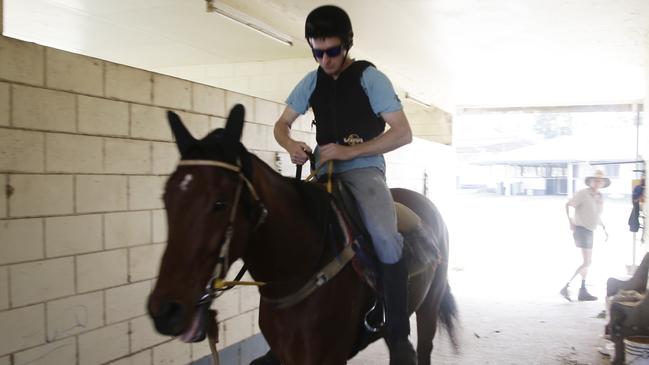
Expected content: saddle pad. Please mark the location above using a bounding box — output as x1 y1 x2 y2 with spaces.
351 223 440 293
395 202 421 233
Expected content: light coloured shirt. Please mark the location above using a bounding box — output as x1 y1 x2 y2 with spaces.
568 188 603 231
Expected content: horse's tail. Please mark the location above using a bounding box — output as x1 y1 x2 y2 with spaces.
439 281 459 351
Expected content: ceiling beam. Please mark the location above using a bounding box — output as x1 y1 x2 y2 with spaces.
457 103 644 114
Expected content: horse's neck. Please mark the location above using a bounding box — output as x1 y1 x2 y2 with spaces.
244 161 328 292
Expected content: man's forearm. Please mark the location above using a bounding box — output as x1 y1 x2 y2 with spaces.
350 124 412 158
273 106 301 151
274 122 293 150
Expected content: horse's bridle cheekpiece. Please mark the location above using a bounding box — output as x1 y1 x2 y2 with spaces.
177 159 268 300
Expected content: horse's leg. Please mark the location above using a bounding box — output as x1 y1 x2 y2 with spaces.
415 273 446 365
415 293 438 365
249 349 281 365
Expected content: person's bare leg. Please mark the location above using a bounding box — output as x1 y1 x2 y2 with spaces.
577 248 597 301
561 248 592 301
568 248 592 281
579 248 592 279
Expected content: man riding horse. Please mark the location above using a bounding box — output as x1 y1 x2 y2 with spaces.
273 5 417 364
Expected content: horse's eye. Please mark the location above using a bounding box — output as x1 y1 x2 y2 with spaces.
212 201 227 212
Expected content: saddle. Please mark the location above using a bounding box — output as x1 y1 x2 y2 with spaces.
330 179 440 291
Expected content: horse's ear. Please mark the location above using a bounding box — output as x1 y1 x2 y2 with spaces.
167 111 196 157
224 104 245 142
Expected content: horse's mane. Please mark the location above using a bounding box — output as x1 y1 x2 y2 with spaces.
247 152 335 235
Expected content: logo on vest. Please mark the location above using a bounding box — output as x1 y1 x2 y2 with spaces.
343 134 364 146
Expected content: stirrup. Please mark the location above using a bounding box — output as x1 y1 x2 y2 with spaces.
364 300 385 333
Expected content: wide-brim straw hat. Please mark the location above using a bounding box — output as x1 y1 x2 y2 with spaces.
585 169 611 188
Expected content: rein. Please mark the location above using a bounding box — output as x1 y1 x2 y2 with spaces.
295 151 334 192
303 160 335 193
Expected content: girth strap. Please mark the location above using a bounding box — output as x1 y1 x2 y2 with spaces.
261 243 356 309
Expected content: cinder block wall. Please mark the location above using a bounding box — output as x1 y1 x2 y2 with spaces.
0 34 319 365
155 59 314 106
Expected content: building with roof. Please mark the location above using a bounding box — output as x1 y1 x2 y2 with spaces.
470 134 643 197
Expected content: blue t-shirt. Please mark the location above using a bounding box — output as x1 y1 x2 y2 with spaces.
286 64 402 176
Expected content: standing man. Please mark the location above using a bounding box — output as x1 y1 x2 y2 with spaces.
273 5 416 364
629 175 644 233
561 169 610 301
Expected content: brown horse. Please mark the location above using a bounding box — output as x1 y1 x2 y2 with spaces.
147 105 458 365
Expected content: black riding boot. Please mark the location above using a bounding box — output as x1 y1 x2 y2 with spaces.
382 259 417 365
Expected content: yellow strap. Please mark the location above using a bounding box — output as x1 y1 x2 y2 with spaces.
302 160 334 192
326 161 334 193
212 278 265 289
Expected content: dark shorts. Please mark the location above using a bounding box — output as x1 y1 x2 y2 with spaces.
573 226 594 249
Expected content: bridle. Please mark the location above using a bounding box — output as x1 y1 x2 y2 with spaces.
176 159 268 304
171 157 355 359
170 158 268 364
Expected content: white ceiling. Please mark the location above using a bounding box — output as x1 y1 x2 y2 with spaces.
4 0 649 111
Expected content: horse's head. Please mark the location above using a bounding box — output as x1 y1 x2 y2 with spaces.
147 104 265 342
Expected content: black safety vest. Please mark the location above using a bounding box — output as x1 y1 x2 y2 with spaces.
309 60 386 146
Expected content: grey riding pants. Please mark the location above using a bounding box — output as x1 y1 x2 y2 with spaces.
337 167 404 264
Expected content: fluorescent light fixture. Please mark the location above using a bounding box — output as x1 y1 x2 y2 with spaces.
205 0 293 46
404 92 431 108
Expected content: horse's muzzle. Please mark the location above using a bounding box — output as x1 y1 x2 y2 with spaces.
148 296 186 336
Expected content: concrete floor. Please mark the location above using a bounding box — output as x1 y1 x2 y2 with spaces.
350 192 640 365
350 273 610 365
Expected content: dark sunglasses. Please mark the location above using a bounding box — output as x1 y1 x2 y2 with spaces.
312 45 343 59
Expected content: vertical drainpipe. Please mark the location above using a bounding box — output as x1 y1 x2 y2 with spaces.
635 104 639 157
643 44 649 244
632 102 640 266
567 162 573 197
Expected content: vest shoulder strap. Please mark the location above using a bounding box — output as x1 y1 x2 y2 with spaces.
344 60 375 80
